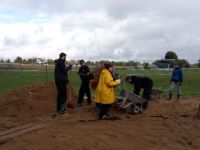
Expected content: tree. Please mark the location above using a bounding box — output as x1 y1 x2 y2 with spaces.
143 62 150 69
198 60 200 68
37 58 46 64
22 59 27 64
14 56 23 63
86 61 95 66
0 59 4 63
177 59 190 68
165 51 178 59
47 59 55 64
5 59 11 63
27 57 37 64
153 60 160 66
127 61 141 67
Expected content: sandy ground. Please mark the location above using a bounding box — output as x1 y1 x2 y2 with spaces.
0 83 200 150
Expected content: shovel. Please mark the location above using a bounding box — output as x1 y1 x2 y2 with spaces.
67 83 74 109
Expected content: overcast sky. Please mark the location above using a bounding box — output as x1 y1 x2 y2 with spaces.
0 0 200 63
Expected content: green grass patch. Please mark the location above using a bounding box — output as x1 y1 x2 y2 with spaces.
0 69 199 96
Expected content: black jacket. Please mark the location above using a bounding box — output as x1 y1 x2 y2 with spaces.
78 65 93 82
130 76 153 95
55 58 71 83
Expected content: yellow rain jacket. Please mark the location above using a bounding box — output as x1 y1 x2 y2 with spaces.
95 69 119 104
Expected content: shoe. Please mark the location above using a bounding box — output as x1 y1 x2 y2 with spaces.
176 94 180 102
58 111 66 114
168 93 172 100
142 102 148 109
58 112 70 117
99 115 121 121
98 114 109 120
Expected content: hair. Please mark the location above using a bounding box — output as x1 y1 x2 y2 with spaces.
126 76 132 82
104 63 113 69
80 59 85 65
59 52 66 58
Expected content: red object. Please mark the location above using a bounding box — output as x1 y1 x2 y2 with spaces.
91 80 98 89
67 85 74 109
67 100 74 109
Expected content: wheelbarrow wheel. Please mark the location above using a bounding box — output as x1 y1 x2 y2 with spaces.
131 104 141 115
115 98 123 106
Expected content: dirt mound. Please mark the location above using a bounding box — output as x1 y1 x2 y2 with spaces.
0 83 77 129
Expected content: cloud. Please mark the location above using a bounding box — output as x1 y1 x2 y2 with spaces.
0 0 200 63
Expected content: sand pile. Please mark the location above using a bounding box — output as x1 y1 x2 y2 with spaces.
0 84 200 150
0 83 77 129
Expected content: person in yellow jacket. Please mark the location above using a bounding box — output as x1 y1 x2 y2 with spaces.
95 63 121 120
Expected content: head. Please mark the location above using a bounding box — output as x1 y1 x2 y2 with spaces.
59 52 67 60
80 60 85 66
174 62 180 68
126 76 132 84
104 63 113 72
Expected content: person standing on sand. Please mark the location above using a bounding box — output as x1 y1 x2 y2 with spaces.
95 63 121 120
55 53 72 114
168 63 183 102
77 60 93 106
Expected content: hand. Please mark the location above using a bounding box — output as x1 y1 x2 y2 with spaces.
116 79 121 84
68 64 72 69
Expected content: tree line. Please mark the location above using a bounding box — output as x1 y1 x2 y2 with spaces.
0 51 199 68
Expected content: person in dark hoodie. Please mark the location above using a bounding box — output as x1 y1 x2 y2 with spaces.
55 53 72 114
169 63 183 101
126 76 153 108
77 60 93 106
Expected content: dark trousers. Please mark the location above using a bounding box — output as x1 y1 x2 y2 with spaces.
142 82 153 109
78 81 91 104
56 81 67 112
96 103 111 119
143 82 153 101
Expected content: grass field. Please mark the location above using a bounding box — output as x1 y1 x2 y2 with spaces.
0 69 200 96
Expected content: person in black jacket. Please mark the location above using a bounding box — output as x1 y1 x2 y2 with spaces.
126 76 153 108
77 60 93 106
55 53 72 114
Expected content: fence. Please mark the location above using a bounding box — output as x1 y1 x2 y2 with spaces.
0 63 55 83
1 63 200 77
0 63 200 96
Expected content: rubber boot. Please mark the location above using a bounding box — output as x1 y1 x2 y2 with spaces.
168 93 172 100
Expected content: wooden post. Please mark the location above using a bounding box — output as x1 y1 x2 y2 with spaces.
19 63 22 77
197 100 200 117
45 64 48 84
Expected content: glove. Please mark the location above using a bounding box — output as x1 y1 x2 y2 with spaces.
116 79 121 84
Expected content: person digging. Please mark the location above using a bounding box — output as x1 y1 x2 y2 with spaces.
126 76 153 109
